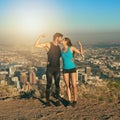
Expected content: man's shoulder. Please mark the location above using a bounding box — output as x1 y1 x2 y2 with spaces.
46 42 51 47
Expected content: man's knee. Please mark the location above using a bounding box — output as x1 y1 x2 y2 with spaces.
46 83 51 89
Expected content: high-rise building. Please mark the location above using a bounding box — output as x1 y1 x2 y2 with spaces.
29 70 36 85
20 72 28 84
9 66 15 77
85 67 92 76
76 68 84 82
11 77 21 89
78 74 83 81
36 67 46 79
82 73 87 83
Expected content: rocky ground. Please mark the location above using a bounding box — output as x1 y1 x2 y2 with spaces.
0 96 120 120
0 80 120 120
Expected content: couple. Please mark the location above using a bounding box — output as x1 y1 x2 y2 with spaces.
34 33 84 107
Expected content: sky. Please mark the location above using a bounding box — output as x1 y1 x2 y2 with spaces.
0 0 120 45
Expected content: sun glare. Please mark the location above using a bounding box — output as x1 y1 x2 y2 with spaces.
21 17 42 35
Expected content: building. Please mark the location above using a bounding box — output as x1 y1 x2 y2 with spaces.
36 67 46 79
76 68 85 82
0 74 6 80
29 70 36 85
9 66 16 77
0 80 7 85
20 72 28 84
11 77 21 89
85 67 92 76
42 74 46 80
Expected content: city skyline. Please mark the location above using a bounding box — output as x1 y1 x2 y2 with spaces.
0 0 120 45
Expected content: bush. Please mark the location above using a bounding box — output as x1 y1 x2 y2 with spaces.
20 90 35 99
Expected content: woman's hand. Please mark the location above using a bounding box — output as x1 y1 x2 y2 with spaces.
77 41 82 46
77 41 84 57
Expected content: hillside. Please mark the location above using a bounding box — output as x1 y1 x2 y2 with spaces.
0 80 120 120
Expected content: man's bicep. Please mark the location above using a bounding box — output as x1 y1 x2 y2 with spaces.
37 43 46 48
38 42 50 48
43 42 51 52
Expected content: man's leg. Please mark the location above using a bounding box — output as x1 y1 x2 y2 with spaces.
46 69 52 103
53 69 61 106
54 69 60 98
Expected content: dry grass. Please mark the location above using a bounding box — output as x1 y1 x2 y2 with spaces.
0 80 120 120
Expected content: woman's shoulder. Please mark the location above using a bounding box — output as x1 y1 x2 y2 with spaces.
69 46 76 53
69 46 74 50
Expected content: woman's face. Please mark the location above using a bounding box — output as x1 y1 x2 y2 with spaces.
61 39 67 46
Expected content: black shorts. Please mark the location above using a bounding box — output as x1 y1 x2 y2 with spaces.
63 68 76 73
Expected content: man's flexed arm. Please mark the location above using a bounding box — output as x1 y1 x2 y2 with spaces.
34 34 50 51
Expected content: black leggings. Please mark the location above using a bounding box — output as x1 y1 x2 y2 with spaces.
46 67 60 101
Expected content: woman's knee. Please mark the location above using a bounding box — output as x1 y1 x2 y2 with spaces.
66 85 70 90
72 84 77 89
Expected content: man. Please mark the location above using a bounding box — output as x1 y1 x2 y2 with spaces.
34 33 63 106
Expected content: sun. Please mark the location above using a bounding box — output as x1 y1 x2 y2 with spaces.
21 18 41 34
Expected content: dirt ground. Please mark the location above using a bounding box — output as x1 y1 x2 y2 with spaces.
0 96 120 120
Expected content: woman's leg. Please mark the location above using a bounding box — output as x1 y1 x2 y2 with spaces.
63 73 71 102
70 72 77 101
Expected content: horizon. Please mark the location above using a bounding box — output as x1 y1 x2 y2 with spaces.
0 0 120 45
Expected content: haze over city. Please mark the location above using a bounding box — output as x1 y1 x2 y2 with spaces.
0 0 120 45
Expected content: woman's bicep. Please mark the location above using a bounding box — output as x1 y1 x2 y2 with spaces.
71 46 81 54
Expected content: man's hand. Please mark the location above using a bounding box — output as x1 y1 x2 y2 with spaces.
34 33 47 48
39 33 47 38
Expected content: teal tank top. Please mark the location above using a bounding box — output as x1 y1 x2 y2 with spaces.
61 47 76 69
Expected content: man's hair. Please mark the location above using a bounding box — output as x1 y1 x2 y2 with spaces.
53 33 63 40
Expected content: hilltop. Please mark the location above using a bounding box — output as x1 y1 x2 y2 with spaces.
0 80 120 120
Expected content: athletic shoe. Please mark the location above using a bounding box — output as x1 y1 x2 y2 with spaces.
46 101 51 106
55 101 61 106
72 101 77 107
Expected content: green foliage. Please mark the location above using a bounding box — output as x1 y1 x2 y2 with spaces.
20 90 35 99
107 98 113 103
82 93 97 99
98 96 104 101
107 80 120 90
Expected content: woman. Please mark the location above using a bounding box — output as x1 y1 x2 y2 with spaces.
61 37 84 107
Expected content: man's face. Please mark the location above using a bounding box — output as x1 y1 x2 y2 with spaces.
57 36 63 44
61 38 66 45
